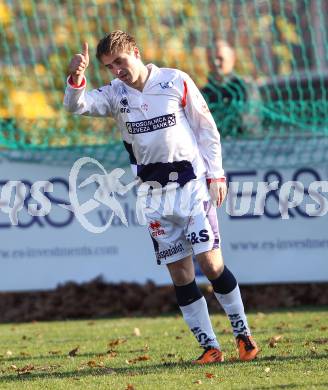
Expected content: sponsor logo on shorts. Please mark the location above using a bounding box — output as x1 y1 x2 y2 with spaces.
156 242 184 263
126 113 176 134
187 229 210 245
149 220 165 237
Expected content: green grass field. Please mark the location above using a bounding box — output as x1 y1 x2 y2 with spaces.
0 307 327 389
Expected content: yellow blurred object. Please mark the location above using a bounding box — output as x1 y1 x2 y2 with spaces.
9 91 56 119
276 16 301 45
54 25 70 45
0 2 11 25
0 108 9 117
34 64 47 76
21 1 33 16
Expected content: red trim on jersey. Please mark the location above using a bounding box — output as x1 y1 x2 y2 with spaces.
206 177 226 185
181 80 188 107
68 75 86 89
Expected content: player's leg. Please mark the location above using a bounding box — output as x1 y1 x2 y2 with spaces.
147 213 222 359
187 194 259 361
196 248 259 361
196 248 252 337
167 255 223 364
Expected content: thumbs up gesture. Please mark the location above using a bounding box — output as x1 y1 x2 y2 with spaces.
69 42 89 86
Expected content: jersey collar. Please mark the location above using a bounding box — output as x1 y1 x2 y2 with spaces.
122 63 161 94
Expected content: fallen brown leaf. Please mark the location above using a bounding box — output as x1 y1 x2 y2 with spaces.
48 350 61 355
87 360 104 368
17 364 34 375
126 385 135 390
107 351 118 358
68 346 79 357
205 372 215 378
126 354 150 364
20 351 31 357
108 338 127 348
269 335 283 348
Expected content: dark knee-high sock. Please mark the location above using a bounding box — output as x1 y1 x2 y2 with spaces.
210 266 250 337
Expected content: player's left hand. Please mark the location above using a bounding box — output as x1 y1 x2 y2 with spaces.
207 178 227 208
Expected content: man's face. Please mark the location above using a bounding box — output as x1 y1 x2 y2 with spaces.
208 41 235 78
100 47 141 86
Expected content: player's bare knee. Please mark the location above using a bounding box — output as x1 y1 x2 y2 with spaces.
202 262 224 280
196 249 224 280
167 256 195 286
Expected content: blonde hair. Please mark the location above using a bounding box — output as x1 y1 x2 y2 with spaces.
96 30 136 60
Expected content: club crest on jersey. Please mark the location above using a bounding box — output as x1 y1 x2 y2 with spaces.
120 97 130 113
160 81 174 89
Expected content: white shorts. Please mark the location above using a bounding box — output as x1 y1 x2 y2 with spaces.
144 178 221 265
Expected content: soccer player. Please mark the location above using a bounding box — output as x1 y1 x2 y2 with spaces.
64 30 259 364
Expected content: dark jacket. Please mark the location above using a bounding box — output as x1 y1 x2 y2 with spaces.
201 73 248 136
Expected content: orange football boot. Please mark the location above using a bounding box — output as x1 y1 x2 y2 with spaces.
192 347 224 364
236 334 259 361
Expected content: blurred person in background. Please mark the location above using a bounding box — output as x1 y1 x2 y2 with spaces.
64 30 259 364
202 39 260 137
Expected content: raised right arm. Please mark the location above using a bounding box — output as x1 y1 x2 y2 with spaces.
63 42 113 117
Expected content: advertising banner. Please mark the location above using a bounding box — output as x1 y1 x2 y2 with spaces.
0 157 327 291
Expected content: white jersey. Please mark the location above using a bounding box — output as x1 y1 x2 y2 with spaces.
64 64 224 187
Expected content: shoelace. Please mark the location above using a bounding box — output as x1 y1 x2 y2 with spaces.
238 335 254 351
